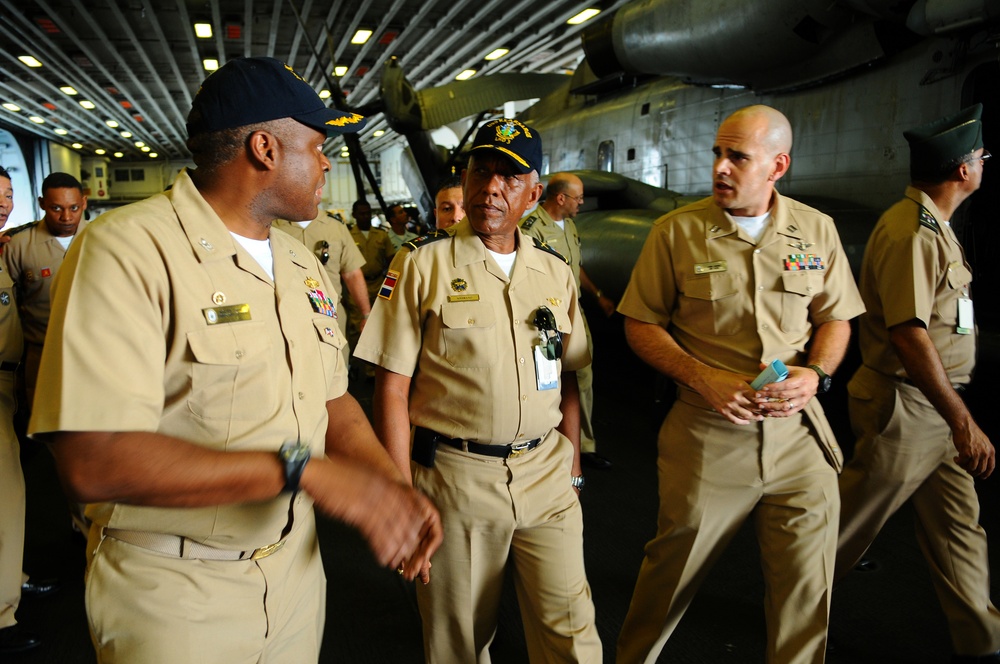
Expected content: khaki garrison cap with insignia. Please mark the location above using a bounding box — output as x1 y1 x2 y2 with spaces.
904 103 984 176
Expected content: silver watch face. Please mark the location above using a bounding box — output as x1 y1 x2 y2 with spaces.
571 475 585 489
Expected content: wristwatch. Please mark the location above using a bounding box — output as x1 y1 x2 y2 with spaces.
279 442 311 493
808 364 832 394
571 475 585 491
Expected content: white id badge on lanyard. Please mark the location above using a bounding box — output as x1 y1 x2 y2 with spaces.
534 346 559 390
957 297 974 335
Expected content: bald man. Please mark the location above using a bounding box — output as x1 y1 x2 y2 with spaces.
616 105 864 663
521 173 615 469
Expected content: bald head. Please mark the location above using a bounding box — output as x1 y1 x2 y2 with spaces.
542 172 585 220
724 105 793 156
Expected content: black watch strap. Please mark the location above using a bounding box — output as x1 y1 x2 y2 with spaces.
808 364 832 394
279 442 311 493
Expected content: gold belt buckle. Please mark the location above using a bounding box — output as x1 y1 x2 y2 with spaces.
507 442 530 458
251 539 286 560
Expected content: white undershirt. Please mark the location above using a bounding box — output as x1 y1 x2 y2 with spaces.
734 212 771 243
230 232 274 280
55 235 74 251
487 248 516 277
293 220 311 229
554 219 565 230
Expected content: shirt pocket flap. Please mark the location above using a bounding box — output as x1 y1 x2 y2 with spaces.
684 273 737 301
188 324 268 365
312 318 345 349
947 263 973 290
441 301 496 329
781 271 824 297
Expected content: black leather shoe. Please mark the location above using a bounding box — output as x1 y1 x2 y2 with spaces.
0 624 42 653
21 577 60 598
581 452 613 470
952 653 1000 663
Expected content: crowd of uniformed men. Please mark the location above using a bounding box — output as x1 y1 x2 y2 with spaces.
0 55 997 664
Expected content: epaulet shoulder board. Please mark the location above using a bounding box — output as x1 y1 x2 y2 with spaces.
404 229 452 252
6 221 38 238
531 236 568 264
918 207 940 235
521 215 540 230
325 211 345 224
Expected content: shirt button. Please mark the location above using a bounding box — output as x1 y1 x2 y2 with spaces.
521 395 527 401
468 318 475 325
235 350 244 359
758 286 764 291
298 392 305 400
761 324 769 330
514 320 519 325
519 357 525 364
289 340 295 348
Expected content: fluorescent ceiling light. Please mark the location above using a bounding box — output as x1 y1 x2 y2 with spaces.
29 116 45 124
120 131 132 138
149 152 158 158
141 146 151 152
334 66 348 77
105 120 119 128
54 128 68 135
79 100 96 110
18 55 43 67
373 129 385 137
351 29 372 44
203 59 219 72
114 152 124 158
2 103 21 112
194 23 213 38
60 86 78 96
318 89 331 99
485 48 509 61
567 8 601 24
455 69 476 81
71 143 83 149
95 148 106 155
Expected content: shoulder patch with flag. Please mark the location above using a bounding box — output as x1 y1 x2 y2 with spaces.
378 270 400 300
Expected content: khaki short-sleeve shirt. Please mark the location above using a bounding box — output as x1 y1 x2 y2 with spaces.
0 258 22 364
349 225 396 284
857 186 976 384
355 221 590 444
618 193 864 373
273 212 365 301
3 220 83 344
29 170 348 549
520 206 583 290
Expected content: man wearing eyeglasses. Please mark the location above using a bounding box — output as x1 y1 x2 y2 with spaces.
355 119 602 663
521 172 616 471
835 104 1000 663
273 210 370 359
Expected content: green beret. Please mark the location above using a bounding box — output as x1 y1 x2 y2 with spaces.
904 104 983 173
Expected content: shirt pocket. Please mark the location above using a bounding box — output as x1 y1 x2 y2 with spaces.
441 301 498 368
680 273 741 336
186 322 276 420
312 317 346 388
780 272 824 334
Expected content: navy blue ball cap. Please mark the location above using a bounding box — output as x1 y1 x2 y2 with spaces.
186 56 366 137
470 119 543 174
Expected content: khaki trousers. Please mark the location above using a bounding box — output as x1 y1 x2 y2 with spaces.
617 394 839 664
413 428 602 663
0 372 25 629
85 511 326 663
837 366 1000 655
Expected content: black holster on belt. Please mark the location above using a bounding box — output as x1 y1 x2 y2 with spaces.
411 427 438 468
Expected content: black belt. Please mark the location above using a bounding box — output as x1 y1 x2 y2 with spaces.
413 427 541 459
0 361 17 372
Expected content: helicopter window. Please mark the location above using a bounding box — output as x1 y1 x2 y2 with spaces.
598 140 614 172
641 103 650 116
627 148 636 161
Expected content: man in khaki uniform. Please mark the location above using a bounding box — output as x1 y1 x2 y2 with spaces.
28 56 441 664
385 203 417 250
836 105 1000 663
0 166 38 655
521 172 616 470
344 200 396 351
3 172 87 406
273 209 370 359
356 119 602 663
616 105 864 664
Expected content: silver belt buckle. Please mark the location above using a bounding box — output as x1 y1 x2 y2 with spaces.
507 441 531 458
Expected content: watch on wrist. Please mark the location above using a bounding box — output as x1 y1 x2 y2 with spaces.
808 364 832 394
571 475 585 491
279 442 311 493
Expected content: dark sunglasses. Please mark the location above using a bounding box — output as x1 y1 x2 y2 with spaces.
533 306 563 361
316 240 330 265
